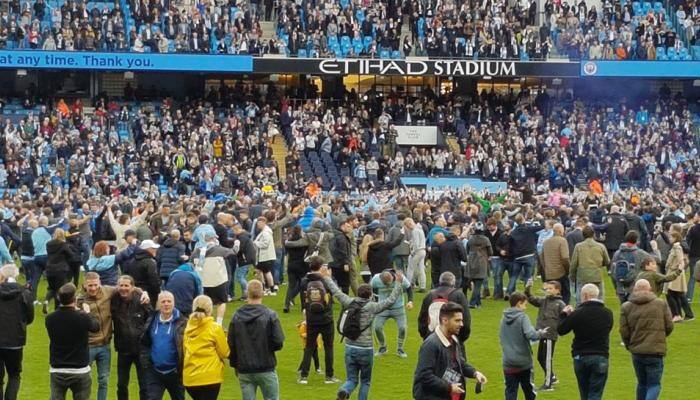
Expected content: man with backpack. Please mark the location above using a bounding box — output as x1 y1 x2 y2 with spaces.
611 231 661 303
417 272 471 344
297 257 338 385
318 265 404 400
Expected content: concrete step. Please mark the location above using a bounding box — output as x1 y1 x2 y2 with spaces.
271 137 288 180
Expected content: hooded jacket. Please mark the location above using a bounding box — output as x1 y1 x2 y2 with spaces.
141 309 187 373
193 243 234 288
612 243 660 294
183 316 230 387
0 281 34 348
165 264 203 315
499 307 543 370
46 239 77 275
228 303 285 373
367 232 405 275
235 231 257 267
620 291 673 356
525 286 566 340
466 233 492 280
285 219 334 265
604 213 629 251
156 238 186 278
508 222 544 259
388 221 410 256
253 225 277 263
124 249 161 303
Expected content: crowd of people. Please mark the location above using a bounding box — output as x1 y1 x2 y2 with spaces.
0 0 698 59
0 170 696 399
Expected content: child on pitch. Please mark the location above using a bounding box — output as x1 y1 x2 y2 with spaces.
297 314 321 375
525 278 566 392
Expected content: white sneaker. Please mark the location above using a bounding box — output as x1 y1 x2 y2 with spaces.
264 290 271 296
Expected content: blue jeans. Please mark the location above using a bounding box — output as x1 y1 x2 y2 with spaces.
81 237 93 266
490 256 505 298
469 279 484 306
31 255 47 301
21 257 34 293
273 248 284 285
573 355 608 400
88 345 111 400
507 255 535 294
239 371 279 400
340 345 374 400
632 355 663 400
373 308 407 351
234 264 250 298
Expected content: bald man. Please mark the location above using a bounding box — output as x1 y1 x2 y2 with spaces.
620 279 673 400
541 223 571 304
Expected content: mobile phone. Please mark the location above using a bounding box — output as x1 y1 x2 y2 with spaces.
475 382 483 394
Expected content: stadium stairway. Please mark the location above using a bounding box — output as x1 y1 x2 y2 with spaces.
445 135 461 155
271 134 288 181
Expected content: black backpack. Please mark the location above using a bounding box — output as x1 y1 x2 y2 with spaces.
337 300 369 341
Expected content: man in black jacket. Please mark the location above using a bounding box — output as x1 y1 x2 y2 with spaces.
685 212 700 302
297 257 337 384
0 265 34 400
438 228 468 288
124 240 161 307
557 283 614 400
156 230 186 286
367 227 405 276
507 214 544 295
228 280 285 399
330 220 353 294
417 272 471 343
413 302 487 400
233 224 256 301
46 283 100 400
111 275 152 400
603 206 629 261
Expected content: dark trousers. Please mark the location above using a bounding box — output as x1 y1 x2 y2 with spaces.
554 276 572 305
299 322 334 378
186 383 220 400
117 352 147 400
667 289 694 318
70 263 81 286
46 273 69 308
504 369 536 400
467 278 484 307
537 339 557 387
285 271 303 310
30 255 47 301
50 372 92 400
573 355 609 400
0 348 22 400
632 355 663 400
145 369 184 400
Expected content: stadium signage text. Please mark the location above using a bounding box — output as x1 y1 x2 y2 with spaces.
0 50 253 72
318 59 517 76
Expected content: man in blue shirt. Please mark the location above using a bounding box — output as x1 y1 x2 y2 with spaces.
371 270 413 358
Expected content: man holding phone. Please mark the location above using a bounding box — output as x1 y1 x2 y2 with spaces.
413 302 487 399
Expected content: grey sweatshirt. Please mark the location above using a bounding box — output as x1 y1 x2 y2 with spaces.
499 307 544 370
323 276 401 348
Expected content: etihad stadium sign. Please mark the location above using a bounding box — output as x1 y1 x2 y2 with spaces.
254 57 578 77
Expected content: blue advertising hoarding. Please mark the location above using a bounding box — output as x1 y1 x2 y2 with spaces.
581 60 700 78
0 50 253 72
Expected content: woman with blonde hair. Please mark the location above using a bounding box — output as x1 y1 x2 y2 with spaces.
44 228 77 314
666 232 695 322
183 295 230 399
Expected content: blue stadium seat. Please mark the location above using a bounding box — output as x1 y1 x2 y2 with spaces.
353 43 364 55
653 2 663 13
298 48 307 58
379 49 391 59
363 36 372 50
632 2 642 15
356 10 365 24
340 36 351 48
391 50 402 59
642 2 652 14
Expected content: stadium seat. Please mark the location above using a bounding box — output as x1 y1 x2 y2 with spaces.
379 49 391 59
653 2 663 13
391 50 402 59
298 49 307 58
353 43 364 55
642 2 652 14
340 36 351 48
363 36 373 50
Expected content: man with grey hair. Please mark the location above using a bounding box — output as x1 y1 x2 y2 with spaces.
0 264 34 400
542 223 571 304
417 272 471 344
620 279 674 400
558 283 613 400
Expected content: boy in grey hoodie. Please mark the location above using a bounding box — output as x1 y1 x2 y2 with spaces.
499 292 548 400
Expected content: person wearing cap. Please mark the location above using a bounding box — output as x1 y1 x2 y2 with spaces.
0 264 34 400
123 240 162 308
